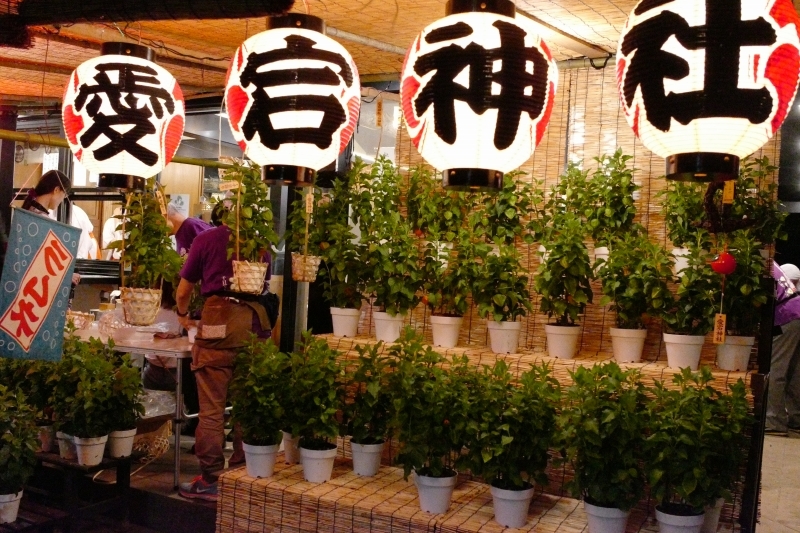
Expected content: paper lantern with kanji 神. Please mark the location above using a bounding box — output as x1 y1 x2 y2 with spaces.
616 0 800 182
401 0 558 191
62 42 185 190
225 14 360 186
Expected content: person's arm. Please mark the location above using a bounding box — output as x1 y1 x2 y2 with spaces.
175 278 196 330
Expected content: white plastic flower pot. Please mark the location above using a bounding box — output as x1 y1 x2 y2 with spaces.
487 320 522 354
655 506 705 533
350 441 384 477
243 442 279 478
673 247 690 277
56 431 77 460
716 336 754 372
330 307 362 337
0 492 22 525
594 246 610 263
700 498 725 533
300 445 338 483
37 425 55 453
545 324 581 359
584 501 629 533
73 435 108 467
373 311 406 343
282 431 301 465
663 333 705 370
490 484 534 528
609 328 647 363
430 315 463 348
107 428 137 458
413 471 458 514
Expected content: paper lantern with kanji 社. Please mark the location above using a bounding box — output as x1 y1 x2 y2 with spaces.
62 42 185 190
401 0 558 191
616 0 800 182
225 14 361 187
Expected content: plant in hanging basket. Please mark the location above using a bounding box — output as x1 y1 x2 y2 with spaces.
659 233 721 336
472 245 532 322
387 328 473 478
558 362 647 510
0 385 38 496
230 338 290 447
287 187 325 282
597 230 674 330
223 160 279 293
108 179 183 325
645 367 752 515
714 230 768 337
342 342 392 445
459 360 560 490
285 332 344 450
534 212 594 326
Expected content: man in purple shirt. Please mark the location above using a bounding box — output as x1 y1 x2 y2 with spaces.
766 262 800 436
174 224 271 500
167 202 212 256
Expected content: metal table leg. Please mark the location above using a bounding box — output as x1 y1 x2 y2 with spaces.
174 359 184 489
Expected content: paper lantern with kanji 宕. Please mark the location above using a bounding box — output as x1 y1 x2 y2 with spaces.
62 42 185 190
401 0 558 191
225 14 361 186
616 0 800 181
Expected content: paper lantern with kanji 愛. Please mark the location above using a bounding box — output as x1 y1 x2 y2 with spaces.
616 0 800 182
62 42 185 190
401 0 558 191
225 14 360 187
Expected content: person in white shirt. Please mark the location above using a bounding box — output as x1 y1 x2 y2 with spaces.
102 207 124 260
69 204 99 260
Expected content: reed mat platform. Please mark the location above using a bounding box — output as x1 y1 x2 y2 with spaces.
217 455 672 533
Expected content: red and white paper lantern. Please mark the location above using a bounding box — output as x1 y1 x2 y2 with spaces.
401 0 558 190
62 43 185 189
225 14 360 185
616 0 800 181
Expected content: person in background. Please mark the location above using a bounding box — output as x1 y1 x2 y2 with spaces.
69 203 99 259
22 170 80 285
102 206 124 260
167 201 212 257
766 262 800 436
174 220 271 501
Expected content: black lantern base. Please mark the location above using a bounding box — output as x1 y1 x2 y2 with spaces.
98 174 145 191
442 168 504 192
666 153 740 182
263 165 315 187
101 42 155 61
447 0 515 16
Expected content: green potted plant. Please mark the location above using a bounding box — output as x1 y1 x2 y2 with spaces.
558 362 647 533
286 332 343 482
407 166 468 242
475 172 542 247
388 328 472 514
0 385 38 525
287 187 324 283
223 160 279 294
713 230 769 371
422 229 487 348
106 348 145 459
0 358 58 453
597 230 674 363
109 178 183 325
645 368 752 533
584 150 639 259
472 245 533 354
732 156 787 248
460 361 560 528
341 342 392 476
534 211 594 359
659 233 721 370
657 181 708 274
230 338 290 478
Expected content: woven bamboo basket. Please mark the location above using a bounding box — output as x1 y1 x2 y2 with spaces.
291 252 322 282
65 311 94 330
120 287 162 326
231 260 268 294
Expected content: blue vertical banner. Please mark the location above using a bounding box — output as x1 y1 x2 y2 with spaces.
0 208 81 361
